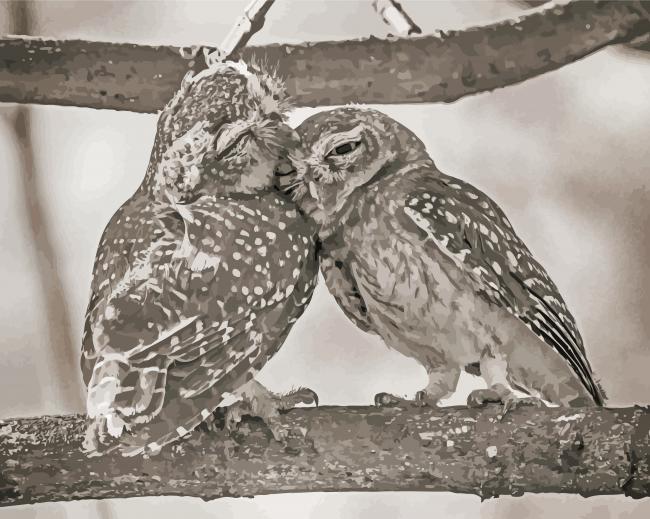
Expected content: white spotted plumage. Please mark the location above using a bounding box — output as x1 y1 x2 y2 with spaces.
81 62 318 455
290 106 604 408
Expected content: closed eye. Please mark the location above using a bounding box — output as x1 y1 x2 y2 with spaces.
326 140 362 158
274 161 296 177
216 129 251 159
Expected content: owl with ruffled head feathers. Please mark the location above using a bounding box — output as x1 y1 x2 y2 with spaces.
81 61 318 456
287 106 605 412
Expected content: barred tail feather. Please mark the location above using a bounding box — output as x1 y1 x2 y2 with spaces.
86 355 131 421
87 355 170 433
118 384 226 457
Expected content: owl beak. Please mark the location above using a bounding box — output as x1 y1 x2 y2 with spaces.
308 180 320 201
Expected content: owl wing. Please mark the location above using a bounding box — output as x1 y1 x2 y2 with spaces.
82 193 317 451
396 168 604 405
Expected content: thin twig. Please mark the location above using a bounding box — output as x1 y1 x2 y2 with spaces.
372 0 421 35
208 0 276 62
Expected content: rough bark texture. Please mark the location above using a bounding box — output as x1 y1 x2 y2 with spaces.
516 0 650 51
1 405 649 506
0 1 648 113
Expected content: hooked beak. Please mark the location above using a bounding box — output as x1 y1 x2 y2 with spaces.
308 180 320 201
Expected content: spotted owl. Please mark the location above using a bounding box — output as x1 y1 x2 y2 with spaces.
286 107 605 410
81 61 318 456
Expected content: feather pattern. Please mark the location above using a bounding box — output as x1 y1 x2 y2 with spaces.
82 192 317 451
398 169 604 404
291 106 604 408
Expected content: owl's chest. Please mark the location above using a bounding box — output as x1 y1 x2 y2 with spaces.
338 196 493 355
338 199 438 316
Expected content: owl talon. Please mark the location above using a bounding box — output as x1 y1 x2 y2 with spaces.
82 417 120 457
267 417 289 443
466 388 502 408
224 381 317 442
224 401 248 434
501 394 545 418
82 420 103 455
278 387 319 410
415 390 444 407
467 388 545 418
197 413 220 434
374 392 411 407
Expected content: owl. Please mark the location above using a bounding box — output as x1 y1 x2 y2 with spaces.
286 107 605 411
81 61 318 456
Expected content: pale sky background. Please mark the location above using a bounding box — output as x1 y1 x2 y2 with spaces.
0 0 649 517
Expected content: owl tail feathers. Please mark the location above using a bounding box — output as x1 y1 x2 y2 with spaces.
115 360 169 422
86 356 169 443
576 360 607 407
117 384 225 457
591 376 608 407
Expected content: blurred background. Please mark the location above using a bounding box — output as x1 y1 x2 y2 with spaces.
0 0 649 517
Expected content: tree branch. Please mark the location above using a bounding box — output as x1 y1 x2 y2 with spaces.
1 405 649 506
514 0 650 52
0 1 648 112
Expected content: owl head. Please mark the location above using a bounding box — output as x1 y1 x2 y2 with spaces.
147 60 299 202
285 107 429 221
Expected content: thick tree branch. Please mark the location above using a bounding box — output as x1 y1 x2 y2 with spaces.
0 1 648 112
515 0 650 51
1 405 649 506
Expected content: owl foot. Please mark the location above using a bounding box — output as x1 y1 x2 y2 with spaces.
374 390 445 407
501 394 545 417
82 418 106 456
374 392 419 407
225 381 318 442
467 388 545 420
82 416 123 457
414 390 444 407
466 388 502 408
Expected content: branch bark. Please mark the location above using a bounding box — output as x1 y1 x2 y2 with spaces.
514 0 650 51
1 405 649 506
0 1 648 112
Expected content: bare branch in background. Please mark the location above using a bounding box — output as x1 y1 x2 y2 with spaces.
4 4 115 519
372 0 422 35
5 0 82 410
0 1 647 113
0 405 649 506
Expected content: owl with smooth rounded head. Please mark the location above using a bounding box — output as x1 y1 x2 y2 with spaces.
81 61 318 456
288 106 605 411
